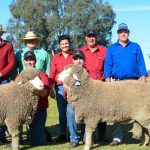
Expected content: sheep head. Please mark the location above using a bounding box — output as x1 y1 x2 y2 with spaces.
16 67 44 91
58 64 90 88
16 67 40 84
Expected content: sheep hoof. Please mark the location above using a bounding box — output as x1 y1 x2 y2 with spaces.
84 146 91 150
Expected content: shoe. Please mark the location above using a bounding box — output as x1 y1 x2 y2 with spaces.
4 143 11 148
68 142 79 148
0 138 10 144
47 132 52 142
109 140 120 146
56 134 66 142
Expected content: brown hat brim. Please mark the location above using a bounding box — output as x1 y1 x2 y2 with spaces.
20 37 42 42
0 30 6 33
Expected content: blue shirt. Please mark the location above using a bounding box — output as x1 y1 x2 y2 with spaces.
104 40 147 79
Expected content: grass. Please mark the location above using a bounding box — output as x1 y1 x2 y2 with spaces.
0 98 149 150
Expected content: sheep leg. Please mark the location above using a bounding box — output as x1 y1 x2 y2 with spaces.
5 120 20 150
131 122 142 140
84 132 93 150
140 128 149 146
84 116 101 150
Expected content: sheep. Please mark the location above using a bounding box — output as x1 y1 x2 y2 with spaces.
58 64 150 150
0 67 44 150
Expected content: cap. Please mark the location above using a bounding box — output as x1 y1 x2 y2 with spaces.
117 23 130 32
85 29 96 36
73 50 85 60
24 51 36 60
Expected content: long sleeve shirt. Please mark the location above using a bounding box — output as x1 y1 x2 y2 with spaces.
80 45 106 80
15 47 50 75
0 39 15 79
104 40 147 79
50 51 73 86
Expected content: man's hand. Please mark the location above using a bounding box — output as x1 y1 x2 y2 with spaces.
105 77 111 82
139 76 147 83
0 72 3 78
50 89 56 99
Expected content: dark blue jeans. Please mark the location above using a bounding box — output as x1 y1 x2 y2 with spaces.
0 79 9 140
55 85 67 135
29 110 47 145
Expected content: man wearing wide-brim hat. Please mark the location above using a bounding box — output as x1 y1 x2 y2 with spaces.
0 24 15 144
15 31 50 75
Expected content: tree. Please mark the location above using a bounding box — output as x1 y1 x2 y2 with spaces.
7 0 116 53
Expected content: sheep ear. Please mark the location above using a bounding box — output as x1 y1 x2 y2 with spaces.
17 81 22 84
73 74 79 80
73 74 81 86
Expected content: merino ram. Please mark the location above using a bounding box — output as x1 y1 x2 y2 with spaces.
0 67 44 150
58 64 150 150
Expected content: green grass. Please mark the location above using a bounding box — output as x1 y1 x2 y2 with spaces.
0 98 149 150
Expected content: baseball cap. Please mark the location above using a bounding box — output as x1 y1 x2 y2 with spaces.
85 29 96 36
24 51 36 60
117 23 130 32
73 50 85 60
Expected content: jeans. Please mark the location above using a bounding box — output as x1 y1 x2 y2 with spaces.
67 103 80 142
55 85 67 135
67 103 85 143
0 79 9 140
112 124 123 143
29 110 47 145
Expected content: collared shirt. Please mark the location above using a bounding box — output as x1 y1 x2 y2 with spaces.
15 47 51 75
50 51 73 86
80 45 106 80
37 71 50 110
0 39 15 78
104 40 147 79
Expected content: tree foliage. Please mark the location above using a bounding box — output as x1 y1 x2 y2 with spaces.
7 0 116 53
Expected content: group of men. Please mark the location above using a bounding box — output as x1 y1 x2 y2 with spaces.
0 22 147 148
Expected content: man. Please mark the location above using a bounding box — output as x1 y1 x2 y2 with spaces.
66 50 86 148
0 24 15 144
104 23 147 146
15 31 50 75
23 51 51 145
80 29 107 142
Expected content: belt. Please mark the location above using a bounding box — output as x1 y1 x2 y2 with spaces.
112 78 138 81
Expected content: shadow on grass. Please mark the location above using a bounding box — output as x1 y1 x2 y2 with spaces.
19 122 141 149
106 122 140 145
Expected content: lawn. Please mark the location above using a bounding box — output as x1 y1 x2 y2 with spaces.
0 98 149 150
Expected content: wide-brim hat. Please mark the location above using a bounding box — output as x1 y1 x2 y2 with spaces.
0 24 6 33
20 31 41 41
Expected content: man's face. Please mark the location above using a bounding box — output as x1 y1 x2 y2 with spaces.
24 57 36 68
59 39 70 52
26 39 38 50
73 56 85 67
117 29 129 43
85 34 97 48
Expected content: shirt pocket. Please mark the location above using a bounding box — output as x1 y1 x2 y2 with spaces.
128 50 137 64
36 57 45 70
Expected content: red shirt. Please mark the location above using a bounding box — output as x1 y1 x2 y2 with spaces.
38 71 50 110
0 39 15 78
50 51 73 86
80 45 106 80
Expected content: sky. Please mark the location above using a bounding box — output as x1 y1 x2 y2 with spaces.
1 0 150 69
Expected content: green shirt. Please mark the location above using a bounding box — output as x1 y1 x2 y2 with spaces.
15 47 51 75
